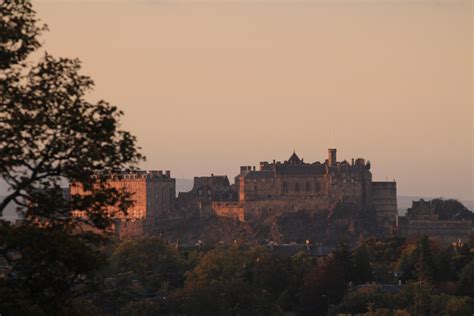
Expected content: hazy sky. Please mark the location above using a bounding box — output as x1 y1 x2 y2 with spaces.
31 0 472 200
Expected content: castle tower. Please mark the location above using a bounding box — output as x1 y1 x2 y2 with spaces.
328 148 337 166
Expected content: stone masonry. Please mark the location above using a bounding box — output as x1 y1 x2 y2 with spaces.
181 148 398 232
70 170 175 226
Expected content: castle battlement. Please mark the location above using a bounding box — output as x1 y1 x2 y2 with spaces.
72 169 176 224
91 169 174 180
175 148 398 233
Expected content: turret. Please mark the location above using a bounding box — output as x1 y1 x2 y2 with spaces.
328 148 337 167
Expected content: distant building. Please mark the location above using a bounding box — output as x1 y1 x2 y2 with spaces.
176 174 236 218
179 148 398 232
70 170 175 227
397 199 472 245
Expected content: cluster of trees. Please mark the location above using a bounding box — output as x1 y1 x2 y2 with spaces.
51 236 471 315
429 198 474 221
1 1 142 315
1 2 473 315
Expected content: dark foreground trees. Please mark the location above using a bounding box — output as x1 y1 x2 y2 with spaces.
0 1 143 314
83 236 473 315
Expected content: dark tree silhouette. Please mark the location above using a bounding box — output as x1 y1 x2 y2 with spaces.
353 244 373 284
0 1 47 69
0 1 143 314
0 2 143 229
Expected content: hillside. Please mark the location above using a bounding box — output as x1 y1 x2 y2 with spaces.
151 202 377 246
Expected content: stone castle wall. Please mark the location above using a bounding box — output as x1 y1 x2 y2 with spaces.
212 201 245 221
204 150 388 226
146 178 176 225
70 170 176 229
238 170 372 207
372 181 398 229
398 218 471 245
70 178 148 220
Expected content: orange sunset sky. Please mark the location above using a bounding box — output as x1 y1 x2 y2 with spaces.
32 0 472 200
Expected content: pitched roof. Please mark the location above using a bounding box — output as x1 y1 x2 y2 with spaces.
288 151 302 164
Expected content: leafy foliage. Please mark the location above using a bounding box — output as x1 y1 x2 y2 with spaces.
457 260 474 297
0 0 47 69
430 198 474 221
0 1 143 314
1 52 143 229
0 222 106 314
68 236 474 315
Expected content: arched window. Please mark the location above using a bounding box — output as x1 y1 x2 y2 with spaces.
283 182 288 193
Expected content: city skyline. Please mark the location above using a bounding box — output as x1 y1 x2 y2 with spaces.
30 0 473 200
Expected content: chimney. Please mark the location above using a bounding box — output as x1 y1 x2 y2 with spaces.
240 166 252 172
328 148 337 167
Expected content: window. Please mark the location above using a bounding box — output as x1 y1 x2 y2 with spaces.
283 182 288 193
295 183 300 193
305 182 311 192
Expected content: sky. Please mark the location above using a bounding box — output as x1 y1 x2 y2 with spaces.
26 0 473 200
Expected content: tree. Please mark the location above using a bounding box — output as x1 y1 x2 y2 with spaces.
353 245 373 284
301 255 348 314
457 261 474 297
173 246 282 315
430 198 474 221
414 236 435 282
0 0 47 70
1 1 143 228
333 242 356 283
0 1 143 314
0 223 105 314
120 300 162 316
110 237 185 292
1 52 142 228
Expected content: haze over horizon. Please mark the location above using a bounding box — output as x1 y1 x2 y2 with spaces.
10 0 471 200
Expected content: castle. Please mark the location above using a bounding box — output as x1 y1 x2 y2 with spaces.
69 149 473 244
70 170 175 226
71 149 399 232
397 199 472 245
180 149 398 231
